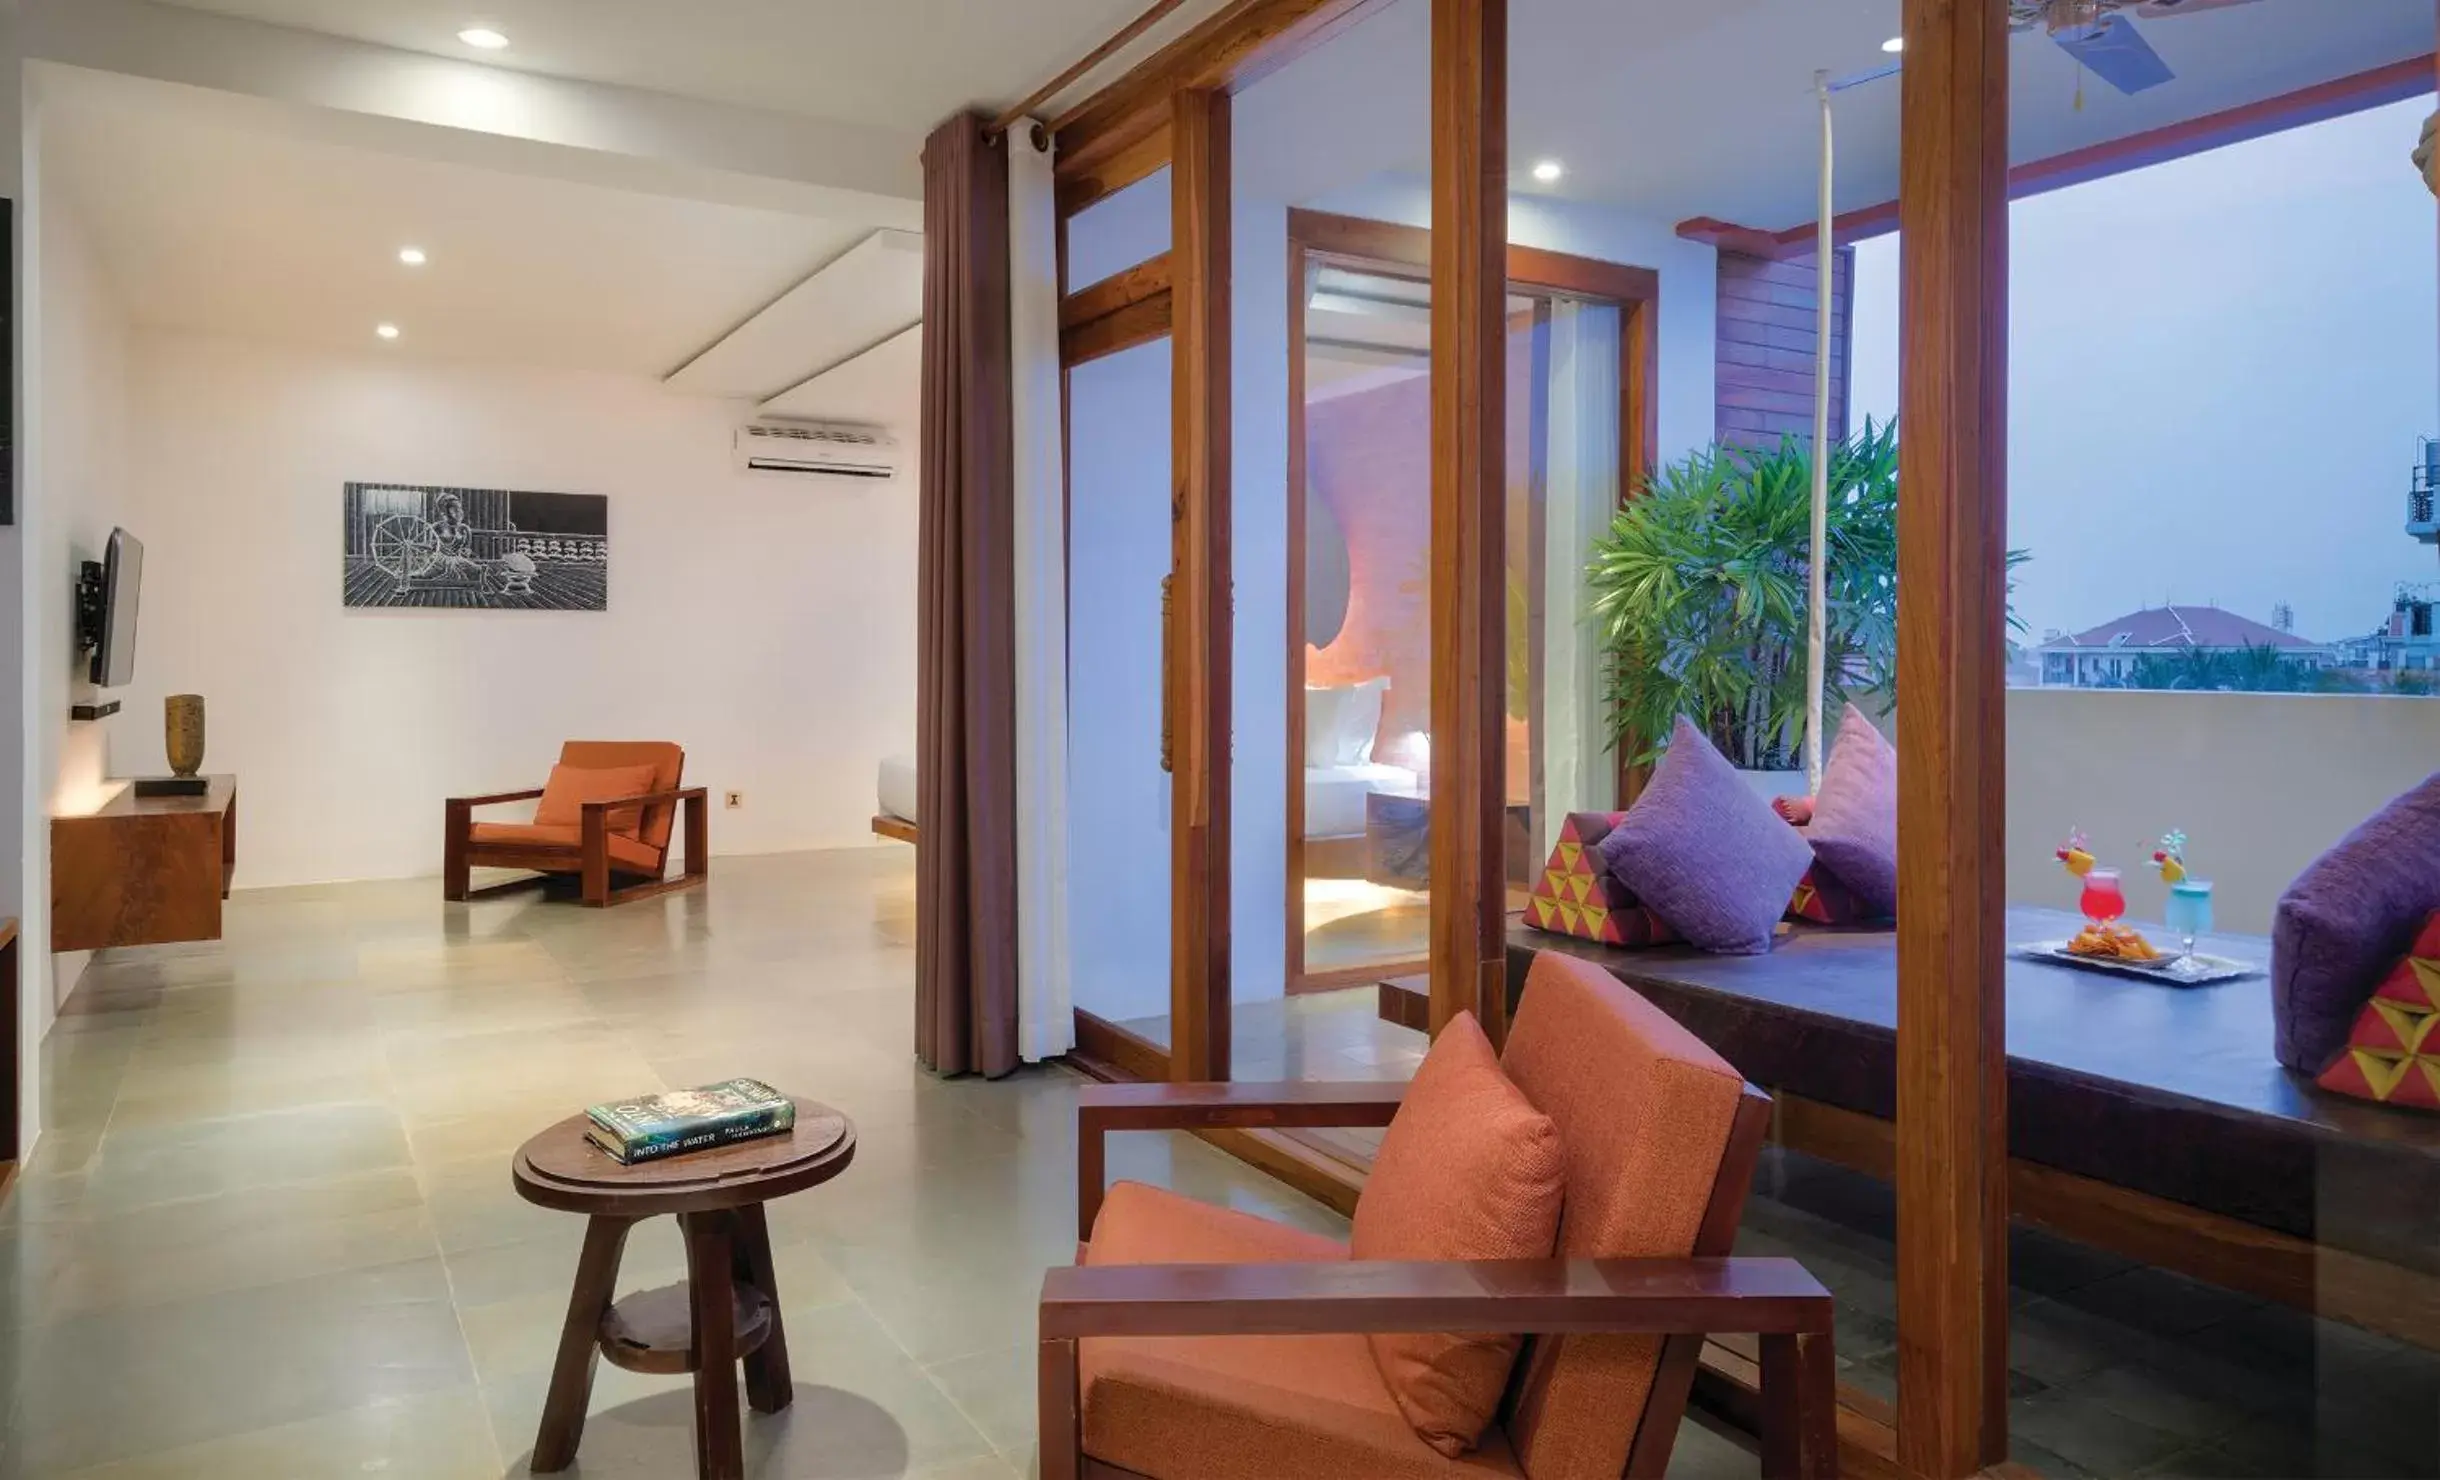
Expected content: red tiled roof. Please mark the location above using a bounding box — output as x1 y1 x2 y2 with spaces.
2044 605 2316 651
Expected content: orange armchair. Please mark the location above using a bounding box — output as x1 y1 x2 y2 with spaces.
443 741 707 908
1039 953 1838 1480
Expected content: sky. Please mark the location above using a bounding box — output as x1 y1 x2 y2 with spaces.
1849 97 2440 648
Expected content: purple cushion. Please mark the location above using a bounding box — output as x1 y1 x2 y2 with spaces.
1804 704 1898 917
2271 770 2440 1074
1595 717 1816 954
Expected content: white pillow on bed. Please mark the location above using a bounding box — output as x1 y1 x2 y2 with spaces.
1306 677 1388 767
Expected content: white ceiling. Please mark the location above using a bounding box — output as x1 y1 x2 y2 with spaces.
1238 0 2434 230
668 229 923 402
763 324 923 425
43 83 879 381
145 0 1236 132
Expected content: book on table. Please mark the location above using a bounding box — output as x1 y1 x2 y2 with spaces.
585 1078 795 1165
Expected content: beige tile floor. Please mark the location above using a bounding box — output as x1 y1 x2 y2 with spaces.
0 848 1433 1479
39 843 2389 1479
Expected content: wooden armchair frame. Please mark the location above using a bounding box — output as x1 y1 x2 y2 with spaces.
1042 1080 1837 1480
444 785 710 908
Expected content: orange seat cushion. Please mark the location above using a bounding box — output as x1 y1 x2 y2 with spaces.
468 821 662 874
533 763 660 834
1351 1012 1564 1457
1080 1182 1522 1480
559 741 685 849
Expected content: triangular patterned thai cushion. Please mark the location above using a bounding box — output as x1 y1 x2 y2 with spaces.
1522 812 1678 947
1787 864 1879 925
2315 911 2440 1112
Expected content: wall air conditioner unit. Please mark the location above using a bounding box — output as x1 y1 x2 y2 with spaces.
735 419 897 480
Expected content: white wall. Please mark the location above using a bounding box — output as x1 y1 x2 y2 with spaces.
24 163 135 1029
109 330 916 889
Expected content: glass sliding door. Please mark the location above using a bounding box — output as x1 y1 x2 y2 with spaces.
1066 334 1177 1055
1294 258 1437 994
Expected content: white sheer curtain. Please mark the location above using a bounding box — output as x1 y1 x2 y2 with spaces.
1538 298 1623 853
1007 121 1074 1061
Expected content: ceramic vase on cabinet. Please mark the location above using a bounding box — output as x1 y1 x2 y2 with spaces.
165 694 206 778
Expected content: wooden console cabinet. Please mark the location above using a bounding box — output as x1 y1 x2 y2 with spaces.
52 776 238 952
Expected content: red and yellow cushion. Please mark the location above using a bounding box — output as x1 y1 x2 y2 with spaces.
2315 911 2440 1111
1788 864 1876 925
1522 812 1678 947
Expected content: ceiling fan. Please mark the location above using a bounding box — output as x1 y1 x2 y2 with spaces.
2007 0 2269 96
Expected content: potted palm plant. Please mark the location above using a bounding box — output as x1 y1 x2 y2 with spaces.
1585 421 1902 792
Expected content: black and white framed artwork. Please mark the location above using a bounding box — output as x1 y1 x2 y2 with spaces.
342 483 607 610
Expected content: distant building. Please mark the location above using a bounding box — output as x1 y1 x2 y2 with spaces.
2413 438 2439 550
2034 605 2334 689
2350 587 2440 675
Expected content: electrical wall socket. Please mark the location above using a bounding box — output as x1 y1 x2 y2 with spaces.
724 791 743 809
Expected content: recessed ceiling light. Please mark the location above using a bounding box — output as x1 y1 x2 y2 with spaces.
1531 159 1564 184
1881 35 1905 54
397 247 427 266
458 26 509 49
376 323 401 340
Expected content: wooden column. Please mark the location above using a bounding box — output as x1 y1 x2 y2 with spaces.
1169 87 1233 1081
1894 0 2011 1475
1427 0 1507 1039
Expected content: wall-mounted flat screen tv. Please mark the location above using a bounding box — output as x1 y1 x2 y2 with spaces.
89 527 142 687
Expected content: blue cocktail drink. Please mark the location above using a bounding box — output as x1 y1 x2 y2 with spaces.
2164 880 2214 978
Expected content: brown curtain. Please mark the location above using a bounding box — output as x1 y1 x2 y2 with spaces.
915 112 1020 1078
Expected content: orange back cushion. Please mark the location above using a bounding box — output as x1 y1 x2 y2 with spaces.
558 742 684 847
1350 1011 1564 1457
534 763 659 837
1496 952 1744 1480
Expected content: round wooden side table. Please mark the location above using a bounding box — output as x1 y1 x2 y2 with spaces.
511 1098 856 1480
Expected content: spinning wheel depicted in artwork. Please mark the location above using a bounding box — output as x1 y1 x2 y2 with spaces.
367 513 445 583
342 482 608 611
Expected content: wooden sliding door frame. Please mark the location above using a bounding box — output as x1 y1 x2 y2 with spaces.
1167 87 1234 1083
1059 253 1173 367
1281 207 1657 1001
1894 0 2013 1471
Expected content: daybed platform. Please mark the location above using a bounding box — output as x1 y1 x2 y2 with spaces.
1380 907 2440 1349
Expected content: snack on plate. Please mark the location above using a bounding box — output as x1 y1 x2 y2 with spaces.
2066 922 2162 961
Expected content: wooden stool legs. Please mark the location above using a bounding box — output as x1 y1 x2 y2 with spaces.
533 1215 634 1472
529 1210 795 1479
681 1211 744 1480
733 1205 793 1413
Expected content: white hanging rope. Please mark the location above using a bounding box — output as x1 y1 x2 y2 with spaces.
1805 69 1834 791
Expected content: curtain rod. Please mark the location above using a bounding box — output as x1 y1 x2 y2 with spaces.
987 0 1191 140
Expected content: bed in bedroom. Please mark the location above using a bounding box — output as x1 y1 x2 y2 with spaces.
872 753 918 844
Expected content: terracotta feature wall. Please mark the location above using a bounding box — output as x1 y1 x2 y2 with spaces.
1303 322 1537 798
1306 371 1433 764
1716 246 1853 450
